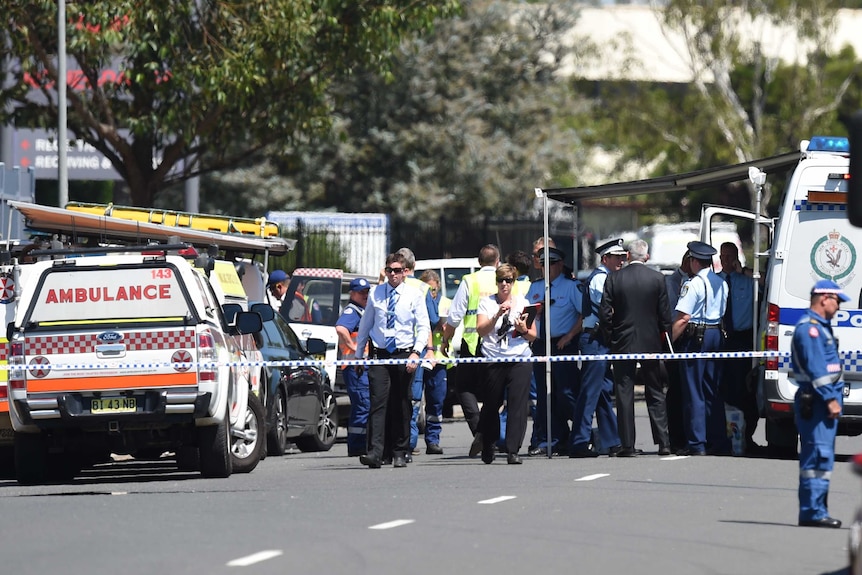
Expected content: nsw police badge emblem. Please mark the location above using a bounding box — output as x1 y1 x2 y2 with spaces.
811 230 855 282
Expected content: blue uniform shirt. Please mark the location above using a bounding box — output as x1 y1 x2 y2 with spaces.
791 308 844 404
676 268 727 324
526 274 581 338
582 265 610 329
724 271 754 331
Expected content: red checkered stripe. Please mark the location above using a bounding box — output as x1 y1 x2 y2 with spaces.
25 330 196 355
0 343 7 362
293 268 342 278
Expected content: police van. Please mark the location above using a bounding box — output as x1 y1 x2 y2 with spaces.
543 135 861 457
700 137 862 456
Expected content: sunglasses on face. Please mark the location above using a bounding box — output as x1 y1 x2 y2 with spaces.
385 266 404 274
497 277 515 284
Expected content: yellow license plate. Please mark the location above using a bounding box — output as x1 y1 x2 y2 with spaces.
91 397 137 414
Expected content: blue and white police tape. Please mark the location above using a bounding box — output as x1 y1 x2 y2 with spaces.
0 349 797 372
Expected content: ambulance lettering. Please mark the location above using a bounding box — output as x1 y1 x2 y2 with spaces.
44 284 171 304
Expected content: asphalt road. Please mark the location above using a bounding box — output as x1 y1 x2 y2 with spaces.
0 405 858 575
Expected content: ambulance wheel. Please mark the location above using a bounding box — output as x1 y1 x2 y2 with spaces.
295 387 337 452
199 403 232 478
14 432 49 485
266 385 289 456
230 392 265 474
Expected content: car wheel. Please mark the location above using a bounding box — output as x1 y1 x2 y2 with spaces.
230 391 265 474
266 385 289 456
199 401 232 478
295 388 337 452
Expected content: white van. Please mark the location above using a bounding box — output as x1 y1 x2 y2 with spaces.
705 136 862 456
414 257 479 300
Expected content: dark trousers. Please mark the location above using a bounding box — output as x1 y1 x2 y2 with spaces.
532 337 578 451
367 352 413 460
662 360 686 451
613 359 669 450
722 329 759 443
480 362 532 455
456 340 482 435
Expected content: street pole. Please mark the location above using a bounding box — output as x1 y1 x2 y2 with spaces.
57 0 69 207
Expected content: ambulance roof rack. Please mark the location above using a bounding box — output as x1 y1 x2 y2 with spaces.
29 242 193 258
65 202 281 239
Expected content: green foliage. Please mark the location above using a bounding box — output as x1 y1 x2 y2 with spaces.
198 0 594 220
269 231 348 273
579 1 862 219
1 0 458 207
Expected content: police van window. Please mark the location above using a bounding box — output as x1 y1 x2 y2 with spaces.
788 210 859 305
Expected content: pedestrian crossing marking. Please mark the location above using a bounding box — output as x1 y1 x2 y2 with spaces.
575 473 610 481
369 519 415 530
478 495 517 504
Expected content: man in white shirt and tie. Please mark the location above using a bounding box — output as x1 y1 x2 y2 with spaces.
355 253 431 468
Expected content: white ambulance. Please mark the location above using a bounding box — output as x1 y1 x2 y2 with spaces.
6 246 262 484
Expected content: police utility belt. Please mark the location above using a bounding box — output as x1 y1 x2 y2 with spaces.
371 346 414 359
683 322 724 343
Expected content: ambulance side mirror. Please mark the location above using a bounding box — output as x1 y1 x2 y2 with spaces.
842 110 862 227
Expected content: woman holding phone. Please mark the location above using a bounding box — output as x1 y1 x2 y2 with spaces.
476 264 537 464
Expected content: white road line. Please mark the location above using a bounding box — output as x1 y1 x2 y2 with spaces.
369 519 415 530
227 550 283 567
661 455 689 461
575 473 610 482
478 495 517 505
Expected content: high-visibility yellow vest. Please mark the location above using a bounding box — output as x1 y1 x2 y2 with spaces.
512 277 531 298
462 269 498 355
405 275 430 294
433 296 453 367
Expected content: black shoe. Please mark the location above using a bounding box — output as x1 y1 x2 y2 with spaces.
507 453 522 465
393 454 407 468
528 446 547 457
359 455 382 469
404 453 413 463
614 448 639 458
569 448 599 458
382 457 392 466
799 517 841 528
658 446 672 456
426 444 443 455
676 448 706 456
608 445 623 457
469 433 483 457
481 447 495 464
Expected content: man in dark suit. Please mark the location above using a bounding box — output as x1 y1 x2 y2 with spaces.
600 239 672 456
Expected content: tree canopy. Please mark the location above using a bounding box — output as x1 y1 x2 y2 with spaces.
192 0 594 220
1 0 458 206
579 0 862 219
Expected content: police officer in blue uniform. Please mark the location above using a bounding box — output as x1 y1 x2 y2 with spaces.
570 238 623 457
671 241 730 456
792 279 847 528
526 246 580 456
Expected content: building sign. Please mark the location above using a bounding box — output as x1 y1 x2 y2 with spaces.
12 128 123 181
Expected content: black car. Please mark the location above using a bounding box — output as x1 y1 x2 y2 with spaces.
248 303 338 455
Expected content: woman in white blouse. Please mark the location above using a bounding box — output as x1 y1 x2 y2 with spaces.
476 264 537 464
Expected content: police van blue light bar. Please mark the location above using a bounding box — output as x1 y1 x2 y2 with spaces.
807 136 850 153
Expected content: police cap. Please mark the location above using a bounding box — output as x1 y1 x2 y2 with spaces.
686 241 717 260
268 269 289 285
597 238 627 257
349 277 370 291
811 279 850 302
538 246 565 264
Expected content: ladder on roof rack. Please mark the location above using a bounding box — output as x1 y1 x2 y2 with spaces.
64 202 281 239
